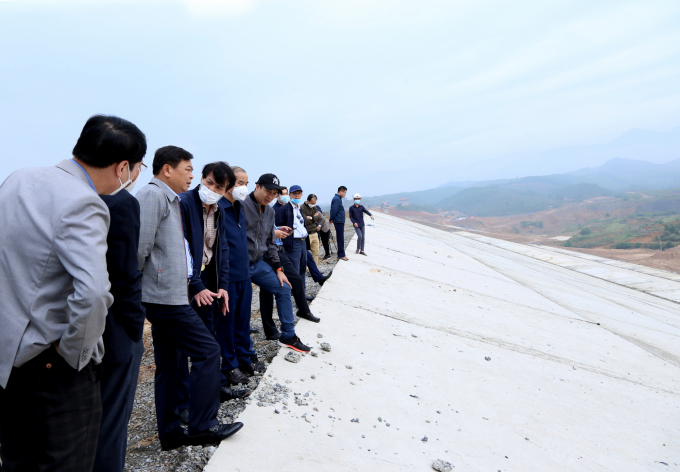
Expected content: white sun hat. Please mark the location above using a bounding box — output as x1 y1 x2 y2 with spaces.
353 193 361 199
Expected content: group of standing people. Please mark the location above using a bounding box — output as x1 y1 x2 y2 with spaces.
0 114 372 472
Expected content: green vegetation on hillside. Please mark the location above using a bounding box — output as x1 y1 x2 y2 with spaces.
521 220 543 228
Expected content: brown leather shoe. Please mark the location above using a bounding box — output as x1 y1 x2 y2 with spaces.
226 367 249 386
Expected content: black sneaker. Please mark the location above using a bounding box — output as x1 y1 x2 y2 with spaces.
278 336 311 353
297 311 320 323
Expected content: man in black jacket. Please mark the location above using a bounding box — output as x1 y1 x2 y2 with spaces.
95 166 146 472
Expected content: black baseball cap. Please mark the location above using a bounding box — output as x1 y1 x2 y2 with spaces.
256 173 283 191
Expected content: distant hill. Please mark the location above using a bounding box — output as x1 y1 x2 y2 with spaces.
360 186 463 209
438 127 680 184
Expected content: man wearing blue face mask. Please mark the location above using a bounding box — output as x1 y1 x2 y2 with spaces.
349 193 374 256
273 186 289 210
275 184 309 290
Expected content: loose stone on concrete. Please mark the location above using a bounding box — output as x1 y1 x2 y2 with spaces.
432 459 453 471
284 352 301 363
320 342 331 352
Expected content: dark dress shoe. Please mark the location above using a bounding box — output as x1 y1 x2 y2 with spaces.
297 311 320 323
318 274 332 286
240 361 266 376
186 423 244 446
225 368 249 386
306 294 315 302
265 331 281 341
220 386 247 402
179 409 190 425
161 430 189 451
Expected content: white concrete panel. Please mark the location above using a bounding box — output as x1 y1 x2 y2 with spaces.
206 214 680 472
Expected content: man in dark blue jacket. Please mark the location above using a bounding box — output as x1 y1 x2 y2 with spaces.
329 185 348 260
349 193 374 256
177 163 246 420
217 166 264 378
273 186 289 211
275 184 308 287
95 164 146 472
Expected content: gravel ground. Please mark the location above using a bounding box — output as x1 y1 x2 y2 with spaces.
124 220 356 471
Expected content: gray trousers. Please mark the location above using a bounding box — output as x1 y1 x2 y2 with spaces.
355 226 366 252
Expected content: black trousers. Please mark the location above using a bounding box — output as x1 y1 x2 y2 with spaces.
144 303 221 441
319 229 331 257
93 340 144 472
0 346 102 472
260 248 311 337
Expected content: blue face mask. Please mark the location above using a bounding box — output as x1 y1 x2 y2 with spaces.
354 200 361 204
291 198 303 204
280 195 290 204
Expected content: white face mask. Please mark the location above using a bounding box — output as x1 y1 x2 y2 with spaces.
109 163 136 196
199 181 224 205
231 185 248 202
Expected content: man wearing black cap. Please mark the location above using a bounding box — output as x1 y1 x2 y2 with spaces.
242 174 311 353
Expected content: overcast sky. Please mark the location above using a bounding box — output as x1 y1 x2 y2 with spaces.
1 0 679 200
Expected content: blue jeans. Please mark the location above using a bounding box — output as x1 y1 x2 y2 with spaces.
306 250 324 281
249 258 296 340
355 226 366 252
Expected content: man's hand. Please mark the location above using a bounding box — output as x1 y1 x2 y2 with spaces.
316 227 320 232
329 220 333 224
217 288 229 315
276 270 292 289
354 222 358 227
53 341 62 357
194 288 218 307
275 229 291 239
306 215 312 220
314 211 320 217
371 216 375 220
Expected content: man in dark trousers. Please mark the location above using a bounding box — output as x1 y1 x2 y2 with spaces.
217 166 265 376
137 146 243 451
95 160 147 472
275 184 309 288
330 185 348 260
175 162 246 422
0 115 141 471
349 193 375 256
242 174 312 352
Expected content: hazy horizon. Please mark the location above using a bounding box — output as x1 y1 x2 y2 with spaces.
1 0 679 203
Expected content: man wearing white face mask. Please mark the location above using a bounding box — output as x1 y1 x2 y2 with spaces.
176 162 248 416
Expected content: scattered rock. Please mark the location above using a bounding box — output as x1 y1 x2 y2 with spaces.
346 365 353 369
485 357 491 361
311 374 316 379
422 436 428 442
310 351 318 357
320 343 332 352
327 432 334 437
432 459 453 471
317 333 323 338
361 435 365 438
285 352 301 363
274 409 280 414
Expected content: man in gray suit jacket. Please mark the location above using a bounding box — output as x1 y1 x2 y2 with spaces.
136 146 243 452
0 115 146 472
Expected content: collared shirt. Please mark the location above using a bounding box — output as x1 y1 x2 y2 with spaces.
157 180 193 278
70 159 96 192
292 203 308 239
202 203 217 268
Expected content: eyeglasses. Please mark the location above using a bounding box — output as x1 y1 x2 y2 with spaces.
140 163 148 172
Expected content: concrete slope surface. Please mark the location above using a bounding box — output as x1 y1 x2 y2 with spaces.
206 213 680 472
